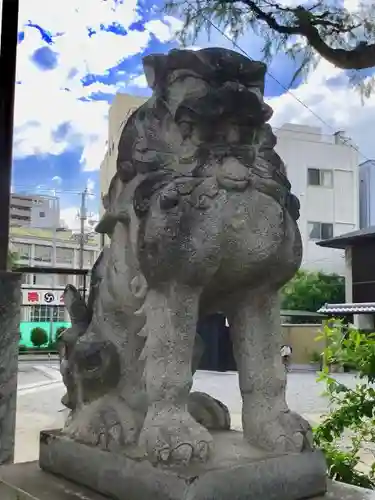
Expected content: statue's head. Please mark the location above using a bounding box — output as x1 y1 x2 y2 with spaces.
116 48 277 181
98 48 297 233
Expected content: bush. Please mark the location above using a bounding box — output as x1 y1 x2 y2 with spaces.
19 344 28 353
30 327 48 348
314 320 375 488
281 270 345 318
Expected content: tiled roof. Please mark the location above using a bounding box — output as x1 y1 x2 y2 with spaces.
318 302 375 314
316 226 375 249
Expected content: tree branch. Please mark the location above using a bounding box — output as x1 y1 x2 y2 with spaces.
238 0 375 69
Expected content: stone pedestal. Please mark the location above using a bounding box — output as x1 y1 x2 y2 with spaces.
0 272 21 465
36 429 327 500
1 462 375 500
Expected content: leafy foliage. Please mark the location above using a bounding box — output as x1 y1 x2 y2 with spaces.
7 251 18 271
281 269 345 313
165 0 375 91
30 327 48 348
314 320 375 488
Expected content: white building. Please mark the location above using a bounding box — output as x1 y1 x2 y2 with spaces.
10 226 101 323
99 95 359 276
275 124 359 275
10 193 60 229
100 93 147 219
359 160 375 228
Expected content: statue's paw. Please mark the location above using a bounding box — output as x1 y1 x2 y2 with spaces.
188 391 231 431
64 397 142 451
139 408 213 466
272 410 314 453
244 406 313 453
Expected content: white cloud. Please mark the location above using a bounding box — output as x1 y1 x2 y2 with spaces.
52 176 62 184
86 178 96 199
129 73 148 88
268 59 375 162
61 205 99 231
15 0 181 171
60 206 79 230
145 17 183 43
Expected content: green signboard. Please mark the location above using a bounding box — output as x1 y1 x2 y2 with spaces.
19 322 71 347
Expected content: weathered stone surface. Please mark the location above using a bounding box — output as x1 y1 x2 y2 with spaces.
50 46 323 497
321 483 375 499
1 461 374 500
37 429 326 500
0 272 22 465
0 461 107 499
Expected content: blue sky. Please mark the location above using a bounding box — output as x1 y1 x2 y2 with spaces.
13 0 375 228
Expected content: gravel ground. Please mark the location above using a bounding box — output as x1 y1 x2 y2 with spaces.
14 366 363 464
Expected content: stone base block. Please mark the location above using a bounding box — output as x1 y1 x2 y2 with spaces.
36 429 327 500
1 461 375 500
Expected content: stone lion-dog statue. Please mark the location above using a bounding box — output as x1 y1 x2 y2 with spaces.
58 47 312 467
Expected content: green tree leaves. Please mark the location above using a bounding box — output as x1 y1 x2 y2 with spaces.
281 270 345 313
314 321 375 488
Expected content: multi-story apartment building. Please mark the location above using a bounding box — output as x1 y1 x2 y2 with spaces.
10 193 60 229
10 226 101 323
100 95 359 276
359 160 375 228
275 124 359 275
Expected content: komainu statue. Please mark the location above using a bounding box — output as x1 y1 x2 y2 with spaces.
59 47 312 467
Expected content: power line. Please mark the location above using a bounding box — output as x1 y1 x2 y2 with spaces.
183 0 372 163
11 185 94 196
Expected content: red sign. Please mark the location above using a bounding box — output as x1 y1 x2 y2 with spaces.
27 291 40 303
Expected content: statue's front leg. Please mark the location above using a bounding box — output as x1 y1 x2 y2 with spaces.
228 289 313 453
139 285 213 465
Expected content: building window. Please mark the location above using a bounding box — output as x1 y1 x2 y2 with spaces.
53 306 66 322
12 243 31 261
56 247 74 264
57 274 70 287
308 222 334 240
83 250 94 267
308 168 333 188
30 305 65 322
34 245 52 263
22 273 33 285
39 211 46 218
30 305 51 322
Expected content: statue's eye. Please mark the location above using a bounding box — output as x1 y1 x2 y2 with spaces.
178 121 193 139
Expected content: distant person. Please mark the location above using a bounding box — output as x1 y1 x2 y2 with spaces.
280 344 292 372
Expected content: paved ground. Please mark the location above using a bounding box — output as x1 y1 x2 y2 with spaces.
15 361 368 466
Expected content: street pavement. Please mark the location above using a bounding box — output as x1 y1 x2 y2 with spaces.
15 360 372 469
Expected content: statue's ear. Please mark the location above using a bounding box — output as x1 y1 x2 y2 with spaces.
143 54 167 89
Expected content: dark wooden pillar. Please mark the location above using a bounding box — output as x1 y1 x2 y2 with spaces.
0 0 19 270
0 0 21 465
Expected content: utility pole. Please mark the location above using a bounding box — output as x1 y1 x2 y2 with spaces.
78 188 88 271
77 188 88 291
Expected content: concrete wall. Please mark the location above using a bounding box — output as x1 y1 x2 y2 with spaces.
281 323 325 365
359 160 375 228
10 194 60 229
100 93 147 220
275 124 359 275
30 196 60 230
